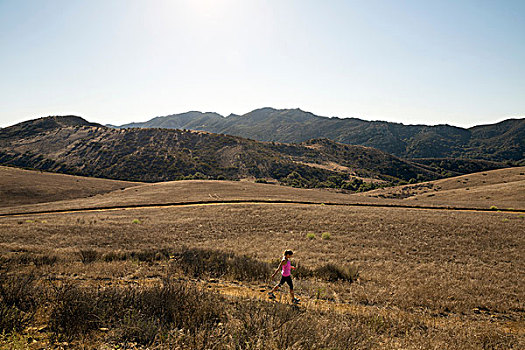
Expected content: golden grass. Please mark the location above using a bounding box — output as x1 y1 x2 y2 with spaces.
0 167 524 348
0 202 523 348
0 165 141 207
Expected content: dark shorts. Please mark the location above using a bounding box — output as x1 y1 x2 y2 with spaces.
278 275 293 290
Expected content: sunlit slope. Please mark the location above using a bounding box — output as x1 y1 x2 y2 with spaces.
2 167 524 215
0 166 141 207
360 167 525 210
0 180 359 215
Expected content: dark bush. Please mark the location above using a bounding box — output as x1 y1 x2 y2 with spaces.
49 279 225 345
33 253 58 266
0 303 31 333
0 271 39 333
0 272 39 312
102 250 129 262
130 248 170 262
49 284 102 339
79 249 99 264
176 247 271 281
314 263 359 282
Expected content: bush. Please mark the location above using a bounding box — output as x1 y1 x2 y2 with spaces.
130 249 169 262
0 304 31 333
49 284 101 340
103 250 129 262
489 206 498 211
79 249 98 264
0 272 39 312
315 263 359 282
176 247 271 281
0 272 39 333
49 279 225 345
306 233 316 240
321 232 331 240
131 218 141 224
32 253 58 266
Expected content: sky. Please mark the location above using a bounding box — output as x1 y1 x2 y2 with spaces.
0 0 524 128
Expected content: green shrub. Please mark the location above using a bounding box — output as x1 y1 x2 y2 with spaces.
489 206 498 210
131 218 141 224
306 233 316 240
321 232 331 240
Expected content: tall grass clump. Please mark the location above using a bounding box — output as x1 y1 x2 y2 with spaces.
49 279 225 345
176 247 271 281
0 272 39 333
79 249 99 264
315 263 359 282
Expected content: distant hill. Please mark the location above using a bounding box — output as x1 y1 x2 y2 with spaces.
1 116 449 189
116 108 525 162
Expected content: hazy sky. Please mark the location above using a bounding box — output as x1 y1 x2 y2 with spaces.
1 0 524 128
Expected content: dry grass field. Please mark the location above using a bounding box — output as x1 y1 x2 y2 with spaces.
0 166 141 208
361 167 525 210
0 167 523 349
2 167 524 217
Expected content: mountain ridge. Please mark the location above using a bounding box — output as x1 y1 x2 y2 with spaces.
115 108 524 162
1 116 456 189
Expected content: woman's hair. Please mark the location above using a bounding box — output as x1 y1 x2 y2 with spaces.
284 250 293 256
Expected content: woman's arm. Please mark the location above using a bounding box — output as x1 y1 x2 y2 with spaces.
271 260 285 278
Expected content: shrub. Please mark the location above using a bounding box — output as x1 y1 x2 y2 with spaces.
490 206 498 210
131 218 141 224
79 249 98 264
49 280 225 345
49 284 101 340
291 262 314 279
176 247 271 281
315 263 359 282
306 233 316 240
103 250 128 262
0 272 39 312
33 253 58 267
0 304 31 333
321 232 331 240
0 272 39 333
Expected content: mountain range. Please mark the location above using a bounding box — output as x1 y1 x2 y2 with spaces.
0 115 480 189
115 108 525 163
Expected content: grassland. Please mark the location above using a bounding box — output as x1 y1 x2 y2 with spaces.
0 167 523 349
0 166 141 208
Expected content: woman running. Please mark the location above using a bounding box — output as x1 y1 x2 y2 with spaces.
268 250 300 304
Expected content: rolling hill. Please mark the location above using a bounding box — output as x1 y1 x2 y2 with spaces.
0 116 447 188
359 166 525 210
1 166 522 216
116 108 525 162
0 165 140 207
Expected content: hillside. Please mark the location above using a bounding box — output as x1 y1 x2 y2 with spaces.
117 108 525 162
359 166 525 210
0 165 140 207
2 167 522 216
0 116 444 189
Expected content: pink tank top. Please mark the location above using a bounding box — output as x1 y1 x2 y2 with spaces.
282 259 291 277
